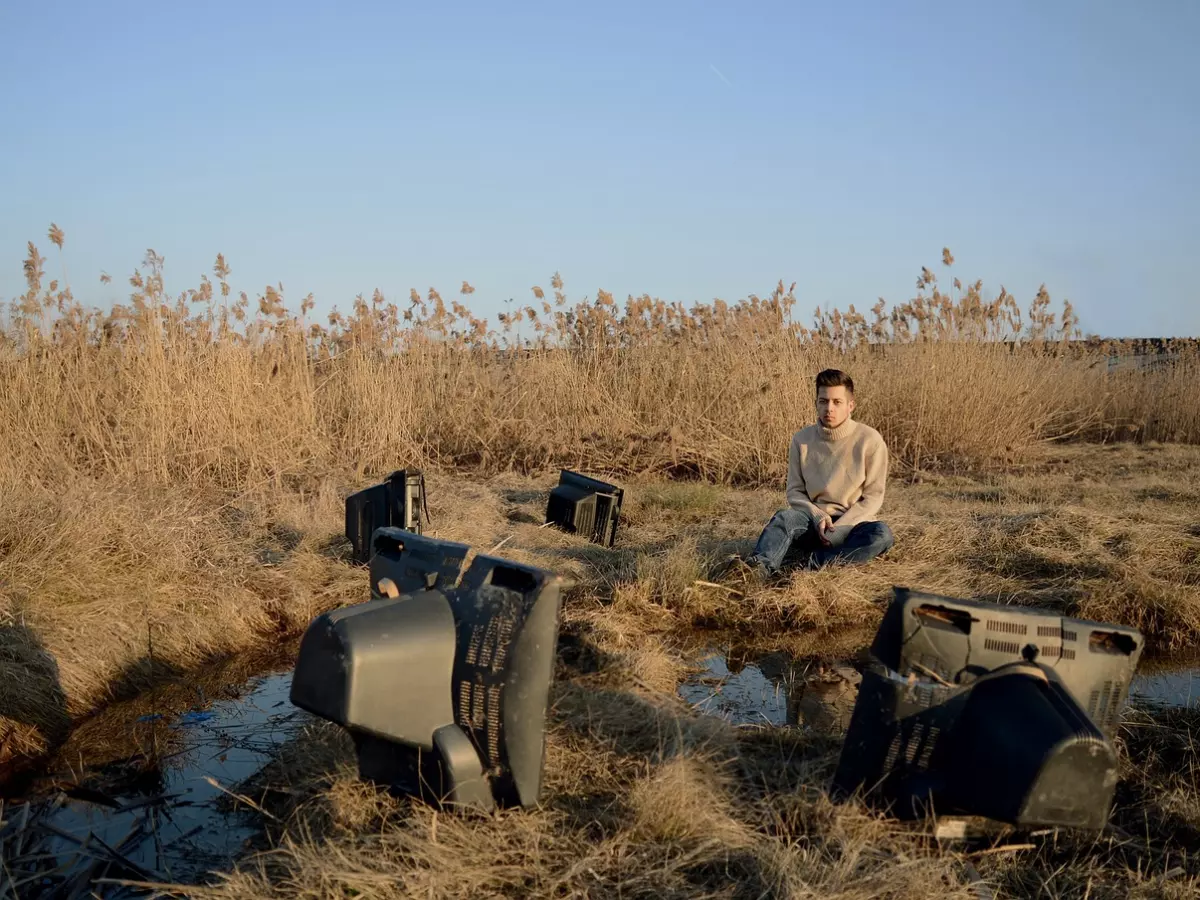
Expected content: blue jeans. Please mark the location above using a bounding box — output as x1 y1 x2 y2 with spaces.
748 507 894 574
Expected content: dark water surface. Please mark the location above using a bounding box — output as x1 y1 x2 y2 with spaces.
1 659 309 898
676 646 1200 730
3 639 1197 897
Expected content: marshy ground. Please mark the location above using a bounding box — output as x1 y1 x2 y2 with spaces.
4 441 1200 899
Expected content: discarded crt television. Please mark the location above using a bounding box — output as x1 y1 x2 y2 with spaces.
831 587 1144 831
369 528 470 599
544 469 624 547
290 532 568 812
344 469 428 564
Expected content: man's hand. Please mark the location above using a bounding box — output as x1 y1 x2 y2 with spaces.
817 516 834 546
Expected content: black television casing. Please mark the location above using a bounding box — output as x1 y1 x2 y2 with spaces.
544 469 623 547
344 469 427 564
369 528 470 597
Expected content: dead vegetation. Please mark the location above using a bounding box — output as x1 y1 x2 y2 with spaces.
62 442 1187 900
550 443 1200 657
4 233 1200 493
3 229 1200 896
136 660 1200 900
3 416 1199 795
0 475 360 766
148 688 980 900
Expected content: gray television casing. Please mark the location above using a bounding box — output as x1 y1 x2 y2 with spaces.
831 586 1145 829
290 540 567 811
544 469 624 547
872 586 1144 737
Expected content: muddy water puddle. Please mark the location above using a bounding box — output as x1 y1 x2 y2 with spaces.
1 656 311 897
1128 659 1200 708
3 640 1196 898
676 649 858 732
677 647 1200 731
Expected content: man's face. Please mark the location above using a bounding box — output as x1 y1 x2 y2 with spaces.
816 385 855 428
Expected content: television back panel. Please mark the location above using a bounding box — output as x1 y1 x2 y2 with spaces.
370 528 470 597
874 587 1144 737
289 591 457 748
830 661 961 815
291 534 567 813
344 469 427 565
590 493 619 546
832 660 1119 829
546 484 596 538
545 470 623 547
450 554 568 808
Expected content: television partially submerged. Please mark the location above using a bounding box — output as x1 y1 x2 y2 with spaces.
344 469 428 564
832 587 1144 830
544 469 623 547
290 533 569 812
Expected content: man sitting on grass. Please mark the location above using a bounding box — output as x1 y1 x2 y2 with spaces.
735 368 894 584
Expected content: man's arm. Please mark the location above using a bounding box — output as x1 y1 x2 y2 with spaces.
786 433 828 525
825 436 888 547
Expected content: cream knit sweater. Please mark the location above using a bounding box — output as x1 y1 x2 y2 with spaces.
785 418 889 547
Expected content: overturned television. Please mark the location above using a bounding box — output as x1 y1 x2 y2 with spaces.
290 530 569 812
831 587 1144 831
545 469 624 547
344 469 428 564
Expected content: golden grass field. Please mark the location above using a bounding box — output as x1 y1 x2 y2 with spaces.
135 444 1196 900
2 231 1200 897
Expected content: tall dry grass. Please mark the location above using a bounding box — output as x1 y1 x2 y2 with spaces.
3 230 1199 491
2 227 1198 769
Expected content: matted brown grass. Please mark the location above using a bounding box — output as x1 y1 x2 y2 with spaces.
4 441 1198 775
74 442 1195 900
0 476 357 765
558 442 1200 657
147 659 1200 900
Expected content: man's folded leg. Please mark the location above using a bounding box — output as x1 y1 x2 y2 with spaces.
808 520 895 569
745 507 822 578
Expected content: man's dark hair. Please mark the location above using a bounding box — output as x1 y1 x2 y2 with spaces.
815 369 854 395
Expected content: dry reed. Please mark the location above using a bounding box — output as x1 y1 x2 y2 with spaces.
3 231 1200 897
3 234 1198 493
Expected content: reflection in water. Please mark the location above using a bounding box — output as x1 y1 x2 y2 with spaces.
678 647 1200 735
678 653 788 726
1130 662 1200 708
677 649 861 734
4 643 1195 895
0 665 309 897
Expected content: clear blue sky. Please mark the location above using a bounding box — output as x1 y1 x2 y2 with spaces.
2 0 1197 338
